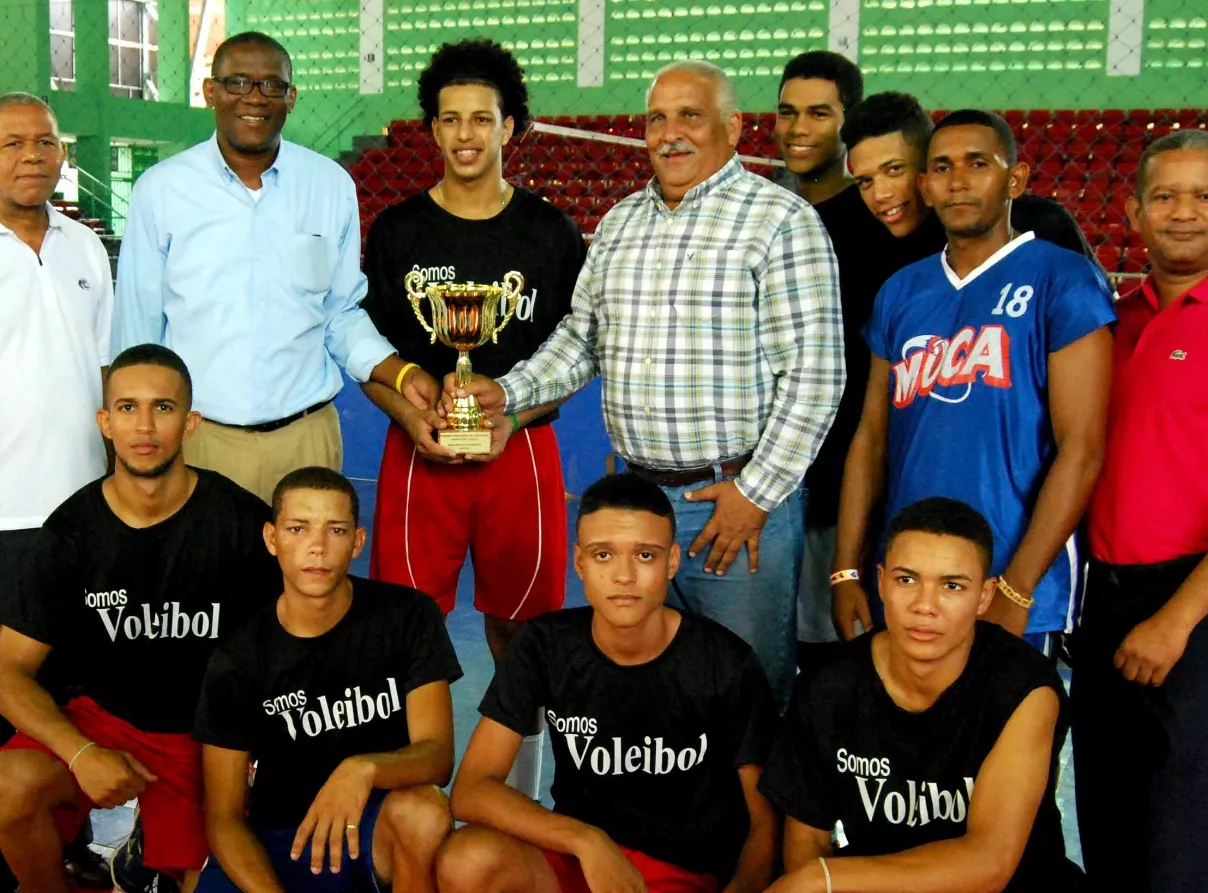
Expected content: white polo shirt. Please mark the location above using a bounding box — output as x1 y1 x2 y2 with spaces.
0 205 113 530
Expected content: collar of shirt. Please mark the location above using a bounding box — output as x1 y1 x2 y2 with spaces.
1140 272 1208 310
206 132 284 188
0 202 66 239
644 154 745 212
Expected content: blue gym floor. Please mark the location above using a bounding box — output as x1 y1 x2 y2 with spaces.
89 377 1084 868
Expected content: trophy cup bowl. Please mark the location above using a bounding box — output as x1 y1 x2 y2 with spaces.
404 269 525 454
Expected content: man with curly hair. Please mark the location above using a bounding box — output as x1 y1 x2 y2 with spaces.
360 39 586 799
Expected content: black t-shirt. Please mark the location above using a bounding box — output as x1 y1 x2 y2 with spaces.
193 578 463 829
805 184 897 527
0 469 279 733
480 607 778 880
760 622 1072 891
362 189 587 427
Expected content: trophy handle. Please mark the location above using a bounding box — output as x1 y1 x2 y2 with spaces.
404 269 438 345
490 271 524 344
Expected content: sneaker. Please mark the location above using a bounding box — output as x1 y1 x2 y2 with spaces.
109 814 180 893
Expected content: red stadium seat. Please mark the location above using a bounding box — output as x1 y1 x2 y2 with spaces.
1044 123 1074 147
1031 178 1057 198
1002 109 1026 129
1033 157 1066 178
1022 109 1051 131
1052 181 1084 206
1121 250 1148 275
1176 108 1205 129
1115 160 1140 183
1085 157 1113 181
1102 202 1130 229
1095 244 1122 273
1113 144 1143 164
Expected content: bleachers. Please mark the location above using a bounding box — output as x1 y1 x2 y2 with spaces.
350 108 1208 281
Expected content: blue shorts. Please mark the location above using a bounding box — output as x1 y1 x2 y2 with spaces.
195 790 388 893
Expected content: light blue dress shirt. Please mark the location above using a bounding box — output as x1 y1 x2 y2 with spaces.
113 135 395 426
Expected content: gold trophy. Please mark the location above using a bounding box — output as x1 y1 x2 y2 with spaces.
405 269 525 454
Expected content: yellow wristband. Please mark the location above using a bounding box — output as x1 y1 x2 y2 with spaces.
394 362 419 394
996 577 1034 610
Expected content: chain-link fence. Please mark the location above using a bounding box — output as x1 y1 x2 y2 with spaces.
2 0 1206 283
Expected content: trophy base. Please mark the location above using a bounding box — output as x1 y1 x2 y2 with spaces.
439 429 492 455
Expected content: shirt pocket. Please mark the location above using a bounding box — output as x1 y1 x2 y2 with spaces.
282 233 332 296
681 247 756 333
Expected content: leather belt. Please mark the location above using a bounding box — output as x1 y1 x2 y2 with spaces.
211 399 334 434
626 452 753 488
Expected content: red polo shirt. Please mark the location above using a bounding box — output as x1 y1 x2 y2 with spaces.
1089 274 1208 565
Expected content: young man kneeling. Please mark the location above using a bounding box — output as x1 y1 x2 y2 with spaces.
438 473 779 893
193 467 463 893
762 497 1082 893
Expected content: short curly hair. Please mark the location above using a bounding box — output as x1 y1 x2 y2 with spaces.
418 39 529 133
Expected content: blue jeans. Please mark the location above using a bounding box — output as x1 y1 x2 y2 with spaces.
195 791 387 893
662 480 804 707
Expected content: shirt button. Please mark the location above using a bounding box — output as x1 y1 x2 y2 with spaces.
645 357 652 365
656 261 663 270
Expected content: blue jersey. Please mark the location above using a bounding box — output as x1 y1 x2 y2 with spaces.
864 233 1115 634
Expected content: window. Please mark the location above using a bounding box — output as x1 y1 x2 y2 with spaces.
109 0 160 100
50 0 76 91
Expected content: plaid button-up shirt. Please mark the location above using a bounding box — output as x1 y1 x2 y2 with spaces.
500 155 844 511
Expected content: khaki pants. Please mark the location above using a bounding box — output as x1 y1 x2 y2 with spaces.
183 403 343 503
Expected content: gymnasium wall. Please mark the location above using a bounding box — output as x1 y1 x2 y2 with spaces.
224 0 1206 158
4 1 1200 164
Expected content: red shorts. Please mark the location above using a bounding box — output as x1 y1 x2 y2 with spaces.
543 848 719 893
2 697 207 872
371 422 567 620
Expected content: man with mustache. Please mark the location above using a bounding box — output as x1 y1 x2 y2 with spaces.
1074 129 1208 892
0 345 280 893
114 32 432 502
447 59 843 706
832 110 1114 654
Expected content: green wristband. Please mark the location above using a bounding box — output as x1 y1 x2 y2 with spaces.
508 412 522 430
